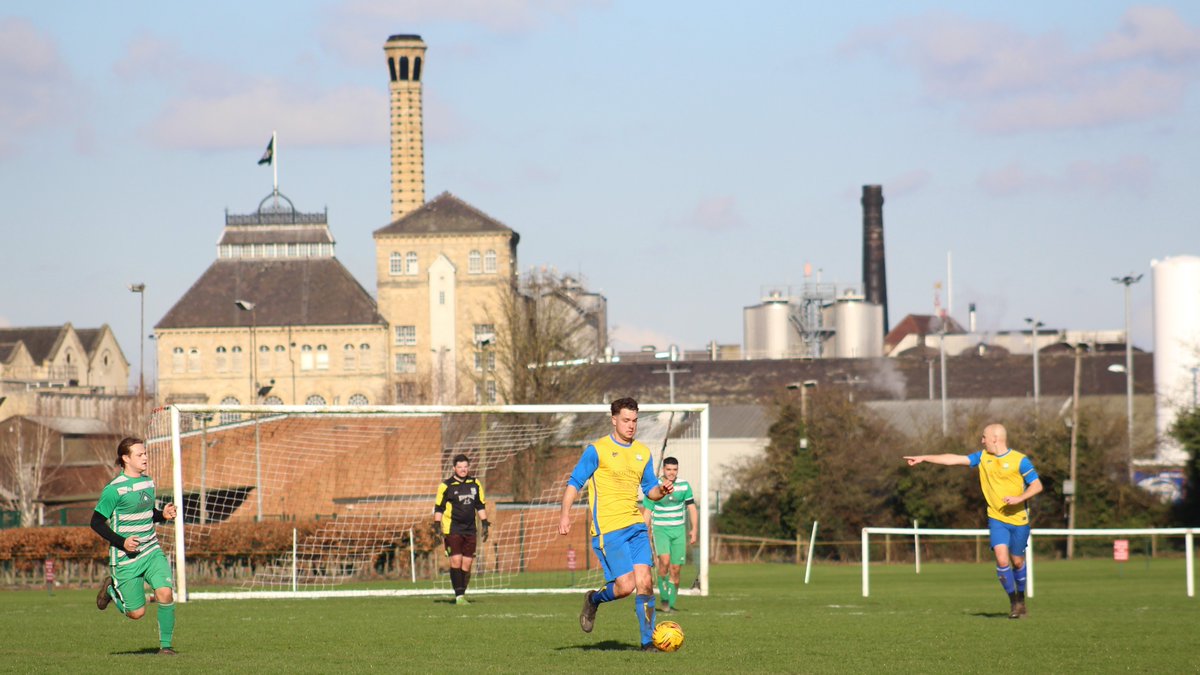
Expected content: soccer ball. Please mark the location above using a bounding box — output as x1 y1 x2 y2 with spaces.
652 620 684 652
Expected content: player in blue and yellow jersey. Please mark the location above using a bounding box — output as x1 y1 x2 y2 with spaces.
905 423 1043 619
559 398 674 652
91 437 178 654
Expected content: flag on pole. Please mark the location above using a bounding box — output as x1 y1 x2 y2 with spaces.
257 137 274 165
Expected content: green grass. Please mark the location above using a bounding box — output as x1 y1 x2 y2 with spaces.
1 559 1195 673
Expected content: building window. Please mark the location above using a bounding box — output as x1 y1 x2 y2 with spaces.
259 345 270 371
439 291 445 305
263 395 284 406
300 345 313 371
474 324 495 343
395 353 417 374
219 396 240 425
172 347 185 373
288 243 298 257
484 250 497 273
359 343 371 370
468 250 481 274
316 344 329 370
344 344 356 371
231 346 244 373
187 348 200 373
215 346 228 373
348 394 369 406
390 252 403 275
406 252 418 275
395 325 416 346
475 381 496 404
474 351 496 372
305 394 327 406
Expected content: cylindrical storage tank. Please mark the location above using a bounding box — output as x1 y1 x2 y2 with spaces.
1151 255 1200 464
832 295 884 358
743 295 792 359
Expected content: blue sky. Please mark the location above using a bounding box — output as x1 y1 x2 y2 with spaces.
3 1 1198 384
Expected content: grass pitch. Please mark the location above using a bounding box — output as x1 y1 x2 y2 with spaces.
1 558 1194 673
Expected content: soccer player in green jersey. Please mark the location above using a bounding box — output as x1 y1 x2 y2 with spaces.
91 437 178 654
641 457 697 612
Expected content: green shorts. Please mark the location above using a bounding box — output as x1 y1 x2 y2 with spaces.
653 526 687 565
112 549 174 612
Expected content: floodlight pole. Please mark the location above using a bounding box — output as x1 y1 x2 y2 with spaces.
1025 317 1044 408
128 283 146 411
1113 274 1142 481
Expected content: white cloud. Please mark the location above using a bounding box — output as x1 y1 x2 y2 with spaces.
977 155 1154 198
0 17 72 157
845 7 1200 134
609 323 680 353
146 82 388 150
670 195 745 233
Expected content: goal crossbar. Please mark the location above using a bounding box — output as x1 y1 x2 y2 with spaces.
156 403 710 602
861 526 1197 598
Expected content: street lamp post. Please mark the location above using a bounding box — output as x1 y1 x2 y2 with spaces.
128 284 145 411
1112 274 1142 476
235 299 262 522
786 380 818 449
1024 317 1044 407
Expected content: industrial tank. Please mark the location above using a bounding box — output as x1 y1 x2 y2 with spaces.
1151 255 1200 464
830 293 883 358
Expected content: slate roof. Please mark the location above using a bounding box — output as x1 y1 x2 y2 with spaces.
0 326 68 363
374 191 520 243
156 259 386 329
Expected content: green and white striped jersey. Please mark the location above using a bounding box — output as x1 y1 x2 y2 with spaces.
94 473 161 568
643 479 695 530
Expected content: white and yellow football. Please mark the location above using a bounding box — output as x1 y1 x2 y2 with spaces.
652 620 684 652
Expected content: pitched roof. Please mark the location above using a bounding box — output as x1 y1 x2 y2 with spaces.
884 314 967 353
374 191 520 243
75 328 104 354
155 259 386 330
0 326 69 363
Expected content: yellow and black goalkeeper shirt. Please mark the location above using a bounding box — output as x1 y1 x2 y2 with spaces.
434 476 486 536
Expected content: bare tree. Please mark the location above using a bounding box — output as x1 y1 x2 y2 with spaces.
480 270 606 404
0 418 59 527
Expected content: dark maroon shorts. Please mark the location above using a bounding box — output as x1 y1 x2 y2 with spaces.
444 534 477 558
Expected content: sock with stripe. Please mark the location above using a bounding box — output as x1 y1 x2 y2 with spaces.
667 581 678 608
996 565 1016 595
1014 565 1027 596
635 594 655 646
592 581 617 604
157 601 175 649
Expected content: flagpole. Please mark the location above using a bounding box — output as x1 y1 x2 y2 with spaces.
272 130 278 207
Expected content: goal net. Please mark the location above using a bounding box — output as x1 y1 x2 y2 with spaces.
146 403 710 601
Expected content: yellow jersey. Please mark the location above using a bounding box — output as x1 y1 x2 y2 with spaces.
968 449 1040 526
568 434 660 537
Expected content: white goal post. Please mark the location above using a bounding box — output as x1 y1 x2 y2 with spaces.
147 403 710 602
860 526 1197 598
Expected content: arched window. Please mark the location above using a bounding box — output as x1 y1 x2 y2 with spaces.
215 346 228 373
305 394 327 406
390 252 403 275
484 250 497 273
316 344 329 370
406 252 418 275
259 345 270 372
387 56 396 82
468 250 481 274
300 345 313 371
359 343 371 370
399 56 409 80
263 395 284 406
101 350 111 371
187 348 201 373
219 396 240 425
348 394 369 406
231 345 244 373
173 347 185 373
65 349 73 365
344 344 356 371
413 56 422 81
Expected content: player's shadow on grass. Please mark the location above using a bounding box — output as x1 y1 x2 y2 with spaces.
557 640 637 652
111 647 164 656
969 611 1012 619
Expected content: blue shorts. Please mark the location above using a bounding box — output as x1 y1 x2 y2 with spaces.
592 523 653 582
988 518 1031 556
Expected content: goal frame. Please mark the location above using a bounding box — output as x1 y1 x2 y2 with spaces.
860 526 1197 598
160 403 710 602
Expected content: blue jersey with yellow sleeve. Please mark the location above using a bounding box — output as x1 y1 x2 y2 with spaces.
968 449 1039 526
568 434 660 537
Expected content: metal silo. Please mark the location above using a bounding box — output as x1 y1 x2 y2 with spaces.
743 291 796 359
1151 255 1200 464
831 293 884 358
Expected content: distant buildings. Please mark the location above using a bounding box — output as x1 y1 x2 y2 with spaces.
0 323 130 421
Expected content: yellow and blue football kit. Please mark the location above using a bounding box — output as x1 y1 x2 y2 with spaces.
968 448 1039 605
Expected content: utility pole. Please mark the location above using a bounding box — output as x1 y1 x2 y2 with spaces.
1066 344 1082 559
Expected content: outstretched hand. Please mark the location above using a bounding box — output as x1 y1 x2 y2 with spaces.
903 456 924 466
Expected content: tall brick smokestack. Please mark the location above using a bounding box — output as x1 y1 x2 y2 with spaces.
861 185 889 334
